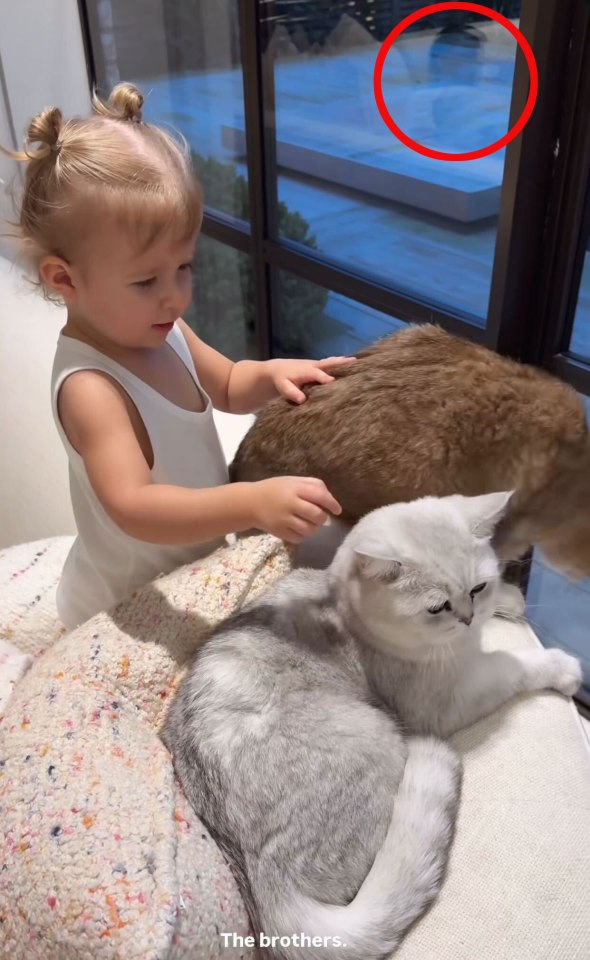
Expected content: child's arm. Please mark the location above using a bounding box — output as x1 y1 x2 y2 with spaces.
58 370 341 545
176 319 354 412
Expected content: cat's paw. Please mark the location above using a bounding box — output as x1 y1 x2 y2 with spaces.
537 648 583 698
494 582 525 620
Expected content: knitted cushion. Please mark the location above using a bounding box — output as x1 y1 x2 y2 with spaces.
0 533 290 959
1 537 589 959
0 536 72 659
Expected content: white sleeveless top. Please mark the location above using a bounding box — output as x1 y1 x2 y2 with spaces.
51 324 229 630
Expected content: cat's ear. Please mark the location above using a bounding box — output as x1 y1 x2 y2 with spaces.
463 491 514 538
354 551 402 583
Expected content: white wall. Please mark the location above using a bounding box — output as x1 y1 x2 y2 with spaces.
0 246 253 548
0 0 91 259
0 257 75 545
0 1 89 545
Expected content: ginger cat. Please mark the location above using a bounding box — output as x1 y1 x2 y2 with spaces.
231 325 590 579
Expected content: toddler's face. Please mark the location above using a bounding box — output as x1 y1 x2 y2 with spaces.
69 224 198 349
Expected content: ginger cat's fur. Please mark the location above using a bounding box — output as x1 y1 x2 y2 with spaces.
231 325 590 578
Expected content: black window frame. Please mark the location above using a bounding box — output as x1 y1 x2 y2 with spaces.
238 0 588 368
530 0 590 388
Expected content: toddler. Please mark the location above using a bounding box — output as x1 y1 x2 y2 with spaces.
6 83 352 629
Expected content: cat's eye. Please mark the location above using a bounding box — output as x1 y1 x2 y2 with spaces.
428 600 451 615
470 583 487 597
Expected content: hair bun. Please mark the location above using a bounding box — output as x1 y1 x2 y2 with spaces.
25 107 63 155
96 82 144 123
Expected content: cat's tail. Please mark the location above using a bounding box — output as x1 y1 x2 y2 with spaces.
265 737 462 960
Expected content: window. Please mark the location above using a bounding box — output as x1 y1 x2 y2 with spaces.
271 269 405 357
83 0 566 357
188 236 254 360
567 193 590 364
86 0 250 230
85 0 252 357
270 3 521 323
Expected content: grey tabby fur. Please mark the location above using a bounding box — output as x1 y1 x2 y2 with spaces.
162 493 581 960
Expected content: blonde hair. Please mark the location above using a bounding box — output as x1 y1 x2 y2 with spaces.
2 83 202 287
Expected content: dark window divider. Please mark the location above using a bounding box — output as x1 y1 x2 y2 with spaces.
201 212 251 255
77 0 101 94
555 75 590 363
533 0 590 371
485 0 578 361
238 0 277 357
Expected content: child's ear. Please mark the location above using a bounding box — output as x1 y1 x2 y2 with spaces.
39 255 78 304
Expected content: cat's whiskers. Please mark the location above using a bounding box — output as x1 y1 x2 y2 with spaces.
424 644 438 669
424 637 457 669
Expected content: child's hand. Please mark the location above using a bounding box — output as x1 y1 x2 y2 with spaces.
251 476 342 543
268 356 356 404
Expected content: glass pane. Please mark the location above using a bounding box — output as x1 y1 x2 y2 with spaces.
568 234 590 363
266 1 522 322
185 235 256 361
272 267 405 357
525 395 590 699
86 0 249 224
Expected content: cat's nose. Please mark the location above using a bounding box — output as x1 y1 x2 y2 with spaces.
459 613 473 626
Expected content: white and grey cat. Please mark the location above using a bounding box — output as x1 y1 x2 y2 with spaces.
162 493 581 960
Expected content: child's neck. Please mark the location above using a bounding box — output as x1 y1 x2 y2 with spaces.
61 314 156 365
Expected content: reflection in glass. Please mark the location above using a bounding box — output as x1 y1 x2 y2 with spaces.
267 2 521 323
186 235 256 361
273 267 405 358
87 0 249 223
568 241 590 363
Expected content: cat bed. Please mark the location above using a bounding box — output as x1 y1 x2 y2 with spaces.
0 535 589 959
0 536 72 658
0 536 72 714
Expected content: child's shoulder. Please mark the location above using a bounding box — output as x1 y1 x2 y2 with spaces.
57 368 139 454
